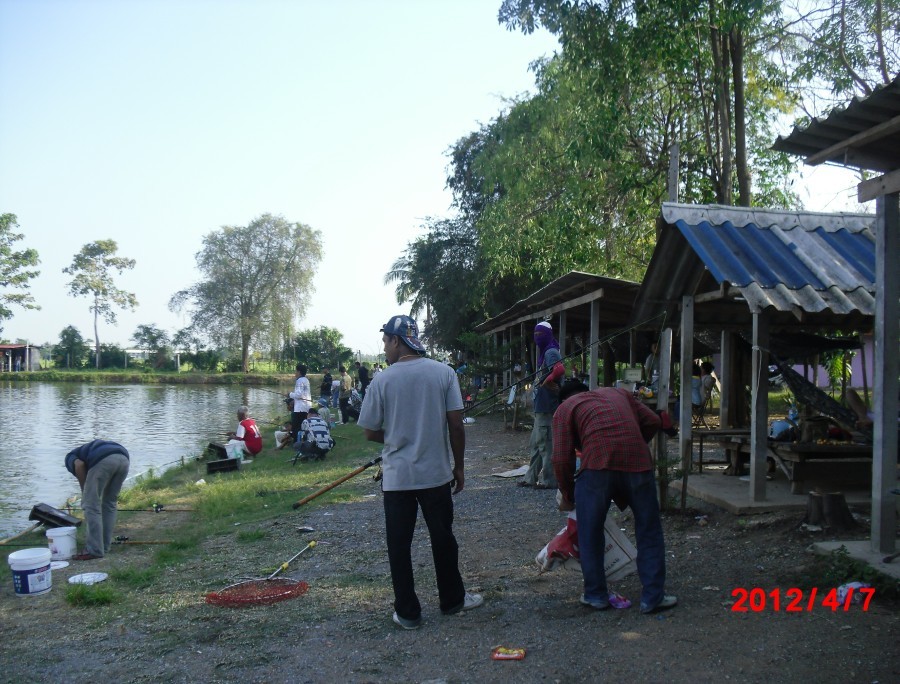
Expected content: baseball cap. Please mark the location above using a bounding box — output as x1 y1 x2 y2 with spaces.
380 315 426 353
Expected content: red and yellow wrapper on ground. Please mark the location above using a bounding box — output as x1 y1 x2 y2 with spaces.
491 646 526 660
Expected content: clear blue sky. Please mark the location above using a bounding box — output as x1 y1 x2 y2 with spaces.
0 0 863 357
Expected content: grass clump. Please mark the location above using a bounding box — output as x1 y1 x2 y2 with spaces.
66 582 120 606
110 565 160 589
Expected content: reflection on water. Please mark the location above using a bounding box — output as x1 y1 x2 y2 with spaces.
0 381 285 537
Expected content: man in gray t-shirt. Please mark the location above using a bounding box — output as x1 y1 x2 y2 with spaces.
358 314 483 630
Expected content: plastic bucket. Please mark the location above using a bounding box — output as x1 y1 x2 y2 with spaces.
46 526 78 561
8 547 52 597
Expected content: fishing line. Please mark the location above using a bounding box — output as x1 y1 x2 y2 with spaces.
463 311 667 415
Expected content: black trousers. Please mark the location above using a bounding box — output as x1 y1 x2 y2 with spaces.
383 483 465 620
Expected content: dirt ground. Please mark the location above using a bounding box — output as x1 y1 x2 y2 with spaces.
2 415 898 683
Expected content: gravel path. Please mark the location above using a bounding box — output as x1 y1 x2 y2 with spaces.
2 414 898 683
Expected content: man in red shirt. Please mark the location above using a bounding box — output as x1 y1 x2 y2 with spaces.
552 380 677 614
226 406 263 459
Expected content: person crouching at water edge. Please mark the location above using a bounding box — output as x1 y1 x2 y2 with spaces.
225 406 262 463
64 440 130 561
294 407 335 462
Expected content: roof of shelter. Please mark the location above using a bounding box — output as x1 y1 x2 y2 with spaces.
772 76 900 173
629 203 877 333
474 271 640 335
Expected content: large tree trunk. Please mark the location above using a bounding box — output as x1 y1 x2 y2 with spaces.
242 334 251 373
730 26 751 207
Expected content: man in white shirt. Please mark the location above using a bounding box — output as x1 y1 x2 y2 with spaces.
288 363 312 442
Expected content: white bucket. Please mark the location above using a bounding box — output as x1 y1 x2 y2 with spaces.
46 526 78 561
8 547 52 597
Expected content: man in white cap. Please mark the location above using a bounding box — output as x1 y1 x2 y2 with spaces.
358 314 483 630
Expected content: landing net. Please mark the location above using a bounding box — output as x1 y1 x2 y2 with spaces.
205 578 309 608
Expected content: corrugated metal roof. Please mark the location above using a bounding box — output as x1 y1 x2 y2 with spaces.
772 76 900 173
630 203 876 331
474 271 639 334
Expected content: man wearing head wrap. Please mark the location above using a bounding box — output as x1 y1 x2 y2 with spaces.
520 321 566 489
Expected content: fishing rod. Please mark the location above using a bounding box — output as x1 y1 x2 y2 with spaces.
253 387 291 397
463 311 667 415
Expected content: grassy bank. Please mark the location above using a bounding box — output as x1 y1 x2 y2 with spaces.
2 423 382 608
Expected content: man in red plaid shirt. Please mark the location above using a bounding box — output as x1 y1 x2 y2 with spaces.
552 380 677 614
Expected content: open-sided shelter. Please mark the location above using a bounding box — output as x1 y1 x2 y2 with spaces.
474 272 641 390
773 76 899 554
630 202 877 509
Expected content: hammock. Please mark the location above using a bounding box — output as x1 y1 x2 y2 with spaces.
772 358 871 444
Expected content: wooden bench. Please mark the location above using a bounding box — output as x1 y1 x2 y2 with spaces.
769 442 872 494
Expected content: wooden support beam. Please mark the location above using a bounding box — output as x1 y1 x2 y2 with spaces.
807 115 900 167
872 192 899 554
750 312 770 502
859 168 900 203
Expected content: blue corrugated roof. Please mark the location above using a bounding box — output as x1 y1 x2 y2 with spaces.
672 218 876 290
634 204 880 323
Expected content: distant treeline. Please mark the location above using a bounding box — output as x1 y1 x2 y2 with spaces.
4 370 294 385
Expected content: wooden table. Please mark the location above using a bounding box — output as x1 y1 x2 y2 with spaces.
769 442 872 494
693 428 751 473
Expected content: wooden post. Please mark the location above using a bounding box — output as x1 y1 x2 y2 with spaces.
750 312 769 502
655 328 673 509
589 300 600 389
680 296 695 512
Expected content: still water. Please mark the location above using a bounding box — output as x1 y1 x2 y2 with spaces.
0 381 286 537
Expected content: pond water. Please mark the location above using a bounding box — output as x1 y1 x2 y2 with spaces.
0 381 287 537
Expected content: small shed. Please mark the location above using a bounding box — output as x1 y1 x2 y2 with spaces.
0 344 42 372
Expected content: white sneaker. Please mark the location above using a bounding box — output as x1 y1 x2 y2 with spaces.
462 592 484 610
392 611 422 630
444 591 484 615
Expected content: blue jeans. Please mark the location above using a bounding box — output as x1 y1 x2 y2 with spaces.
575 469 666 611
383 483 465 620
331 388 340 413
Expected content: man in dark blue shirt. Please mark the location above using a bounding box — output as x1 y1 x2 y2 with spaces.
64 440 130 560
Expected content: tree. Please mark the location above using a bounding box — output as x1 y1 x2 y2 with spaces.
386 217 498 352
170 214 322 372
285 326 353 371
0 213 41 333
132 324 172 369
63 240 138 368
53 325 90 369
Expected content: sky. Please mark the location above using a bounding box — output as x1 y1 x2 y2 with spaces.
0 0 867 359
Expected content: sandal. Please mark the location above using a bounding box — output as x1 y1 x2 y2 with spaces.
517 481 533 487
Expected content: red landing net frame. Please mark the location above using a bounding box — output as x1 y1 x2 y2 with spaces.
205 578 309 607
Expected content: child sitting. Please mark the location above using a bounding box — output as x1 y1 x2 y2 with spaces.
274 421 294 450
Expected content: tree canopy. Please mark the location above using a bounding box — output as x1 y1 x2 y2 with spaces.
132 323 172 369
63 239 138 368
170 213 322 372
386 0 899 353
53 325 90 369
0 213 41 334
284 326 354 372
